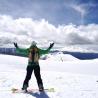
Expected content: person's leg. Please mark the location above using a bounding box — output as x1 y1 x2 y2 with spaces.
34 65 44 91
22 66 33 90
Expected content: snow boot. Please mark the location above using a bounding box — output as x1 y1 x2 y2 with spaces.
22 84 28 92
38 84 44 92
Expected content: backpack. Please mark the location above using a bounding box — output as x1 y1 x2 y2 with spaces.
29 47 39 62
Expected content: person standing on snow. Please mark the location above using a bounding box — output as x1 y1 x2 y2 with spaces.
14 41 54 91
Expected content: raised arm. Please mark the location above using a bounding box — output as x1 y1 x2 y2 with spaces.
39 43 54 55
14 43 29 57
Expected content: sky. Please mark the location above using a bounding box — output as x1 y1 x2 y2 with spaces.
0 0 98 25
0 0 98 52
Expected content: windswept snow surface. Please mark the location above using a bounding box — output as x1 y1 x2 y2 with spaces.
0 54 98 98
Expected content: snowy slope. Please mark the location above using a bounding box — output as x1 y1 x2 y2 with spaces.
0 54 98 98
44 52 79 61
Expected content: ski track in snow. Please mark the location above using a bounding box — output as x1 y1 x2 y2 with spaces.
0 54 98 98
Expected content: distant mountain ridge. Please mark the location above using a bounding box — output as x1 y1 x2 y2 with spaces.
0 48 98 60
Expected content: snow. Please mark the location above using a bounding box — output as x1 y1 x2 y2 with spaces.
44 52 79 61
0 54 98 98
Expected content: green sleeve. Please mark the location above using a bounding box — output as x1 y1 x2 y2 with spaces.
38 47 51 56
16 47 29 57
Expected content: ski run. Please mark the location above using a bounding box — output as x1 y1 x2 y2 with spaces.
0 54 98 98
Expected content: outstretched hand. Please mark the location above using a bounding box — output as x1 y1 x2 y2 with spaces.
49 43 54 49
14 42 18 48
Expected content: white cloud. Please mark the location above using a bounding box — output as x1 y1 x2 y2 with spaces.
0 15 98 49
69 2 98 16
68 3 98 25
70 4 86 15
69 4 87 25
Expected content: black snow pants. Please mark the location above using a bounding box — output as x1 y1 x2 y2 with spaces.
23 64 43 88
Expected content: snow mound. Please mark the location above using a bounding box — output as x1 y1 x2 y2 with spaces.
45 52 79 61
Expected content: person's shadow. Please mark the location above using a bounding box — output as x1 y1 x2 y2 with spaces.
27 91 50 98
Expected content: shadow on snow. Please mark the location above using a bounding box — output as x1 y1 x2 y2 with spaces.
26 91 49 98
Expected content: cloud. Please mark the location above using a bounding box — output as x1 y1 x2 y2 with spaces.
68 2 98 25
68 4 87 25
70 4 86 15
0 0 92 25
0 15 98 48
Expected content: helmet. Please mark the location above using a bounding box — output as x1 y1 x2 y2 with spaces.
31 41 37 46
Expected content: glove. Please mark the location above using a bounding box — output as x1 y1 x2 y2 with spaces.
14 42 18 48
49 43 54 49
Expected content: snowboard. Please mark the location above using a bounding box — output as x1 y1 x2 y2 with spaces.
11 88 55 93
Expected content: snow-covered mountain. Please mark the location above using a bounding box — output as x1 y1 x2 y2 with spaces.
0 54 98 98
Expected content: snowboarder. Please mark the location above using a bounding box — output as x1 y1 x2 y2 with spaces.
14 41 54 91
